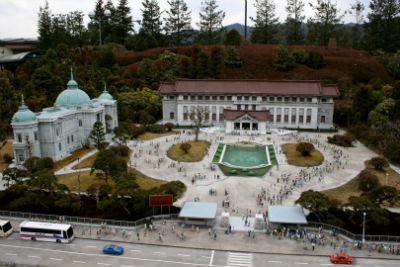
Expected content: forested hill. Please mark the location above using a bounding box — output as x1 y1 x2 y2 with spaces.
115 44 391 85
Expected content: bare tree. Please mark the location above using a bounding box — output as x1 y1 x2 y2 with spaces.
189 106 209 142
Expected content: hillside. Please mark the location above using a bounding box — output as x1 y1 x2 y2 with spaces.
115 44 391 85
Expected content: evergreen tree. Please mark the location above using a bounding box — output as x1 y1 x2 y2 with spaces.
89 121 106 150
223 29 242 46
250 0 279 44
197 0 225 44
307 0 343 46
38 1 53 49
137 58 158 87
141 0 163 38
273 45 295 71
197 52 210 78
114 0 134 44
350 0 365 49
103 0 116 43
225 46 243 68
285 0 305 44
179 56 192 78
366 0 400 52
209 46 224 78
164 0 192 46
191 45 201 78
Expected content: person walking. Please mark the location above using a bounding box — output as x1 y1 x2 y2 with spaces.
312 242 315 251
136 232 140 240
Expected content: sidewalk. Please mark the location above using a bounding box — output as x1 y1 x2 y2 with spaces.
3 217 400 260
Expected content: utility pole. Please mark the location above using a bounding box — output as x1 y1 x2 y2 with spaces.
244 0 248 40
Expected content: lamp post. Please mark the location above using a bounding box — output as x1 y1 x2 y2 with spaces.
89 9 111 46
362 212 366 245
244 0 248 40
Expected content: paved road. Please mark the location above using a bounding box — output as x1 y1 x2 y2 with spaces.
0 233 399 267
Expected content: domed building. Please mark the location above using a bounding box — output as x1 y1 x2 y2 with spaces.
11 70 118 165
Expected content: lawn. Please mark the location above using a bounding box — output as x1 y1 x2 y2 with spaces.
53 147 95 171
0 141 14 171
282 143 324 167
323 162 400 204
72 153 98 170
218 164 271 177
167 140 210 162
130 169 167 190
138 131 178 140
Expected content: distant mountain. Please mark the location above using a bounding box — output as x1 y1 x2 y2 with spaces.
225 23 254 36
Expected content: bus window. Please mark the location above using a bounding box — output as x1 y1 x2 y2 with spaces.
2 222 12 233
66 227 73 238
63 231 67 238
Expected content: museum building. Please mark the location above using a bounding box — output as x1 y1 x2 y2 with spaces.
159 79 339 133
11 71 118 165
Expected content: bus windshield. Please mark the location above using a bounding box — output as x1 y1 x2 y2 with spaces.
66 226 73 238
2 222 12 233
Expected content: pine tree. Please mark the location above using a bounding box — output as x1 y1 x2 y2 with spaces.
141 0 163 37
285 0 305 44
223 30 242 46
197 52 210 78
209 46 224 78
114 0 133 44
38 1 53 49
273 45 295 71
197 0 225 44
350 0 365 49
225 46 243 68
103 0 116 43
250 0 279 44
307 0 343 46
179 56 192 78
164 0 192 46
191 45 201 78
89 121 106 150
366 0 400 52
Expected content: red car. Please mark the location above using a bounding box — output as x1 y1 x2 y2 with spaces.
330 253 353 264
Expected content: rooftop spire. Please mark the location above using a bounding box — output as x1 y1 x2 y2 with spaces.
104 83 108 92
71 67 74 80
21 94 25 105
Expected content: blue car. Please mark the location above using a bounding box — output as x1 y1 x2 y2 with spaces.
103 244 124 255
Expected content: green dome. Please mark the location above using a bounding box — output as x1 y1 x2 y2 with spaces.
12 95 36 122
55 70 91 106
98 84 113 100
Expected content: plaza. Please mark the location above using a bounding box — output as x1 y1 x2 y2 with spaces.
128 128 378 216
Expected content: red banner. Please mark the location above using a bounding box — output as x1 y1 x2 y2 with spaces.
149 195 173 207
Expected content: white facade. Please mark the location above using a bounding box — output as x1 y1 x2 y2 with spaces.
11 77 118 165
159 79 339 134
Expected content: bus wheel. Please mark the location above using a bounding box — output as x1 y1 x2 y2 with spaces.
31 237 36 241
56 239 61 243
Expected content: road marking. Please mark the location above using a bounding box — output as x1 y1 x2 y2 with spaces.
320 264 334 266
87 245 97 248
178 254 191 257
268 261 282 263
296 263 309 265
153 251 164 254
28 255 40 258
130 249 142 252
50 258 63 261
0 243 226 267
6 253 17 256
97 263 110 266
209 250 214 266
227 252 252 267
121 265 135 267
73 261 86 264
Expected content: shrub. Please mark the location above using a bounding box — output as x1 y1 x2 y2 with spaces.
110 145 130 157
384 142 400 163
131 125 146 138
180 143 191 154
291 47 307 64
165 123 174 132
327 133 355 147
369 157 388 171
225 46 243 68
296 142 315 156
273 45 295 71
146 124 166 134
39 157 54 170
358 170 381 192
223 29 242 46
3 153 13 164
23 157 41 173
306 51 326 69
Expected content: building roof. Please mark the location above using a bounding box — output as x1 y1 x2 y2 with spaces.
0 50 44 64
178 202 218 219
223 109 270 121
55 69 91 107
98 84 114 101
36 106 72 119
268 206 307 224
12 95 36 123
159 79 340 97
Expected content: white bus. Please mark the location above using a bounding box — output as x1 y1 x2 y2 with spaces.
19 221 74 243
0 220 13 237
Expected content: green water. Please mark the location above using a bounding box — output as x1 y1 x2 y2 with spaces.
221 145 268 168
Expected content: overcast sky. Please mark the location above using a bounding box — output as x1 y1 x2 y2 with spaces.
0 0 371 39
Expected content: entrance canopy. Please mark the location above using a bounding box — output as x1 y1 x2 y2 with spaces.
268 206 307 224
223 109 270 122
179 202 218 219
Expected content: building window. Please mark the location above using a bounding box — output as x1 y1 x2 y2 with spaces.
59 143 62 151
71 135 74 142
34 132 38 141
184 113 188 120
237 105 241 110
277 115 281 122
212 96 218 100
262 96 267 101
269 97 274 101
277 97 282 101
244 96 249 101
299 115 304 123
56 127 61 136
284 115 289 123
205 96 210 100
252 105 256 110
219 96 225 100
205 113 209 121
79 120 82 127
169 96 175 100
227 96 232 101
245 105 248 110
300 97 305 102
237 96 242 101
291 115 296 123
67 136 70 144
306 115 311 123
170 112 175 119
212 113 217 121
252 96 257 101
285 97 290 102
17 133 22 143
191 96 196 100
198 96 203 100
292 97 297 102
321 98 327 103
321 115 326 123
307 97 312 102
184 96 188 100
97 113 101 121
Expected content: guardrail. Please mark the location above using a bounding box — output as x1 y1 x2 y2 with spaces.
0 210 179 228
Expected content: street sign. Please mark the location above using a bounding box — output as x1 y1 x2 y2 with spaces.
149 195 173 207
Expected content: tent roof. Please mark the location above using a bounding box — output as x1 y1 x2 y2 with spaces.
268 206 307 224
179 202 218 219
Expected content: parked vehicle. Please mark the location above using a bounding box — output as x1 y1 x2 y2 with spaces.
0 220 13 237
330 253 353 264
103 244 124 255
19 221 74 243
